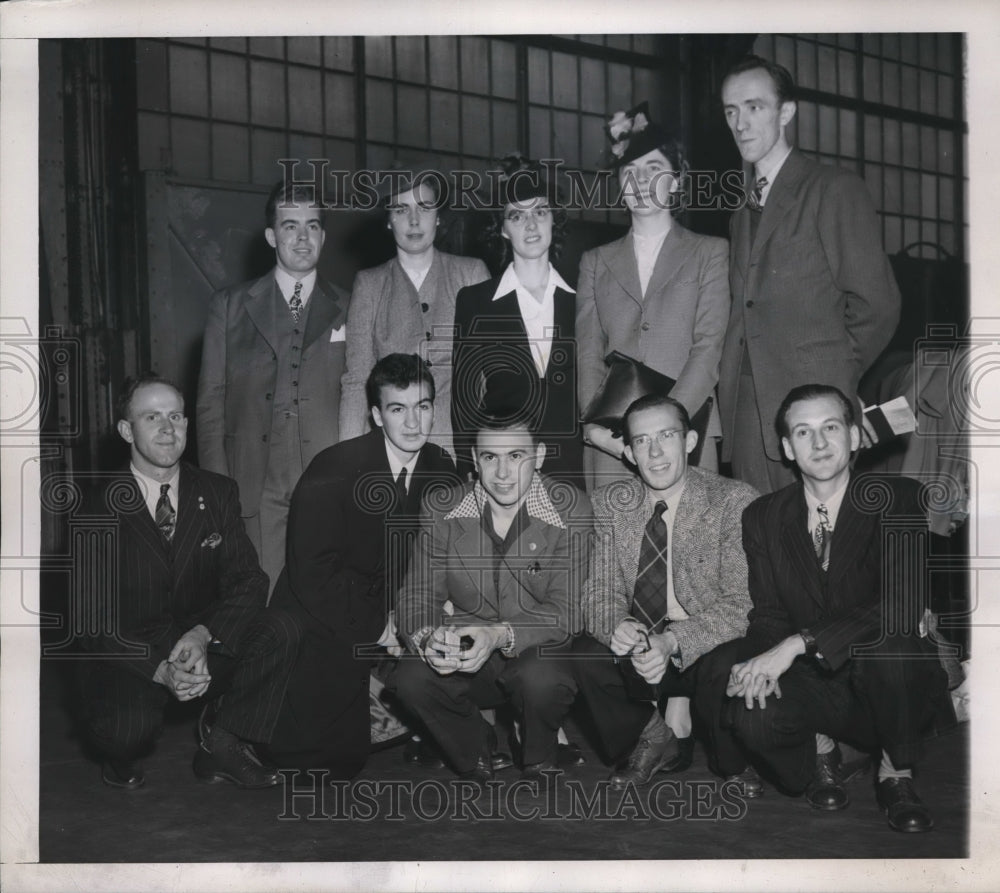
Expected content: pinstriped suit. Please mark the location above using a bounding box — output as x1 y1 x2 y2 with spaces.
698 474 949 784
79 463 301 760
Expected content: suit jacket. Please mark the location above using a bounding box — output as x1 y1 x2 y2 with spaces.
268 430 458 738
719 150 901 461
741 473 926 670
581 466 759 671
196 269 350 515
451 275 583 484
79 463 268 682
397 475 592 655
339 251 489 448
576 222 730 438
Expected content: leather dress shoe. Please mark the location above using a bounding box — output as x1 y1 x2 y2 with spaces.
557 741 586 768
805 749 849 810
491 749 514 772
521 755 559 781
724 765 764 799
457 753 494 786
877 777 934 832
608 730 677 790
101 759 145 790
660 735 695 774
403 737 445 769
193 730 279 789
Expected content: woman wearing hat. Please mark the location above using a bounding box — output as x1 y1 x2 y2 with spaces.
577 104 729 489
340 168 490 457
451 154 584 487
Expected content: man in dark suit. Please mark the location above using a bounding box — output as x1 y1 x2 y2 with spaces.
393 408 591 781
267 354 458 777
702 384 947 832
197 180 350 592
79 375 301 790
574 395 759 791
717 55 901 494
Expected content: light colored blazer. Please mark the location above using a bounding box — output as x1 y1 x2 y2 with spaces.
196 270 349 516
576 222 730 436
339 251 489 450
581 466 758 671
719 150 901 462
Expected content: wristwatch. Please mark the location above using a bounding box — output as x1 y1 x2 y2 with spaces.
800 629 819 657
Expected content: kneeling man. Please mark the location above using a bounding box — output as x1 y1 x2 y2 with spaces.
718 384 948 832
574 394 759 789
394 409 591 780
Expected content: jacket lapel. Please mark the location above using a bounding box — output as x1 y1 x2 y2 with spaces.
603 234 643 307
117 475 172 567
244 274 280 355
780 486 826 608
671 471 711 613
450 514 500 618
749 150 806 263
170 465 205 578
615 478 649 600
303 278 348 351
824 478 875 593
644 225 697 302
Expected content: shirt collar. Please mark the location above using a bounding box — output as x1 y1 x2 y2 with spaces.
130 463 180 510
803 477 850 530
445 476 566 529
492 262 574 303
383 437 420 480
754 144 793 195
274 267 317 304
644 479 686 517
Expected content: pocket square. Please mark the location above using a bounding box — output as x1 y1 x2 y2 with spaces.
329 326 346 343
201 532 222 549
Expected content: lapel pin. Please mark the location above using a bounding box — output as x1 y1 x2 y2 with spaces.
201 532 222 549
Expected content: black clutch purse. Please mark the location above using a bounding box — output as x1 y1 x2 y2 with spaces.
580 351 712 466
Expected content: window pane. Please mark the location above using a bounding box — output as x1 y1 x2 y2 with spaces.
552 52 579 109
461 95 491 157
288 67 321 133
396 37 425 83
492 40 517 100
211 53 247 122
430 91 459 152
287 37 321 66
937 34 955 71
250 59 285 127
938 74 954 118
883 165 901 214
552 111 580 167
365 37 393 78
398 85 428 148
902 170 920 216
137 111 168 170
921 173 937 219
818 105 837 155
865 165 882 209
900 65 919 112
862 34 880 55
775 35 795 72
136 39 169 112
797 102 816 152
938 129 954 174
529 106 551 158
921 221 939 253
212 123 249 183
903 216 920 250
634 68 663 121
839 108 856 158
882 34 900 60
884 214 902 255
818 45 837 93
460 37 490 94
901 122 919 168
918 33 937 69
881 61 900 107
324 73 355 139
862 55 880 102
939 176 954 221
607 63 631 111
921 126 937 172
170 45 208 117
365 79 394 143
884 119 900 165
581 113 606 170
919 69 937 116
838 49 856 97
864 114 882 163
797 39 816 90
492 101 518 156
900 34 918 65
288 134 323 166
580 57 606 114
528 47 550 104
210 37 246 53
323 37 354 72
428 37 457 89
252 128 286 184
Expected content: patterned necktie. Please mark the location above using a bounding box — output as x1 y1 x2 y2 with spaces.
814 503 832 571
155 483 176 543
746 175 768 212
289 281 303 324
631 500 669 634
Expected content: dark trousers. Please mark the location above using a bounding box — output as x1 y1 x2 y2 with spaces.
707 633 948 793
82 608 301 761
572 635 696 764
391 644 576 772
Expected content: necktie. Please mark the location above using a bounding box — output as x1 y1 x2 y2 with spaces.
289 281 303 324
814 503 832 571
394 466 408 512
746 175 768 212
155 483 176 543
631 501 669 634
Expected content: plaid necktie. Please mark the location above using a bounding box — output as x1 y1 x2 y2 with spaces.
289 281 303 323
155 483 176 543
746 175 768 212
631 500 669 634
814 503 832 571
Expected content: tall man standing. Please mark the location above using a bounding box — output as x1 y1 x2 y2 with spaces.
197 180 350 591
718 55 900 493
705 384 947 832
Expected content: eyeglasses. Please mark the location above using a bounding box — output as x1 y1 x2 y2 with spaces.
504 207 552 225
629 428 683 451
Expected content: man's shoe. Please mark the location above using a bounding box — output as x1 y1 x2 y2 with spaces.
403 737 446 769
877 777 934 833
724 765 764 799
456 726 500 785
608 730 678 790
661 735 695 774
101 759 145 790
805 749 849 810
557 741 586 768
491 750 514 772
193 730 279 789
521 756 559 781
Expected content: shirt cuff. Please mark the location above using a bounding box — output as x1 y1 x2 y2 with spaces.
499 622 516 657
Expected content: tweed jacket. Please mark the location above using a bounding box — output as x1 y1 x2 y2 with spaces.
78 463 268 682
719 150 901 462
582 466 758 671
339 251 489 449
742 473 926 671
196 269 350 516
397 475 592 655
576 222 729 437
